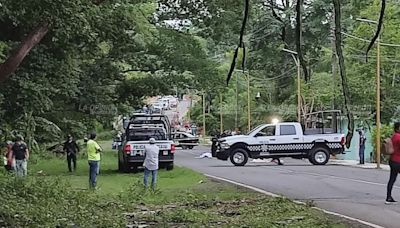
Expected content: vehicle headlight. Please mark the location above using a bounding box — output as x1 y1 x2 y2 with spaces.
220 143 230 149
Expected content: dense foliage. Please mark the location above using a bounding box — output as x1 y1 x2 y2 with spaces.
1 0 400 143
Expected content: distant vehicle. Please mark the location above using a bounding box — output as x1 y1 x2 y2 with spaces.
215 122 345 166
159 98 170 110
152 102 164 111
172 132 199 149
118 114 175 172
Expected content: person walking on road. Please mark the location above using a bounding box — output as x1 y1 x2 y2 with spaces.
10 135 29 177
144 138 159 191
87 132 102 189
386 122 400 204
63 134 80 172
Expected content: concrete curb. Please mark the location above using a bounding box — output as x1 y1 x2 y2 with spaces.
330 160 390 171
204 174 384 228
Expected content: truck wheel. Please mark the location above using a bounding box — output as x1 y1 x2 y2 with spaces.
131 165 138 173
121 162 130 173
182 145 188 149
188 146 194 149
309 147 330 165
230 148 249 166
166 162 174 171
118 160 122 172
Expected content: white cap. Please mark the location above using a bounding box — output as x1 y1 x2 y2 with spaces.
149 138 156 144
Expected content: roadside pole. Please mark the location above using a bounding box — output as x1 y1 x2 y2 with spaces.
376 35 381 168
296 58 301 123
220 93 223 134
203 92 206 138
247 73 251 132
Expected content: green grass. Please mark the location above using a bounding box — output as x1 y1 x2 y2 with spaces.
0 140 357 227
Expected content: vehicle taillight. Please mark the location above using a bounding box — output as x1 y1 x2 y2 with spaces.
340 137 345 146
124 144 131 153
171 144 176 153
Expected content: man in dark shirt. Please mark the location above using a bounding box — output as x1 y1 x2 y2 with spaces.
63 134 80 172
11 135 29 177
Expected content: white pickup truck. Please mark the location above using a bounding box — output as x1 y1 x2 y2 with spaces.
215 122 345 166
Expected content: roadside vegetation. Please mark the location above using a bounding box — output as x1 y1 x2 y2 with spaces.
0 142 355 227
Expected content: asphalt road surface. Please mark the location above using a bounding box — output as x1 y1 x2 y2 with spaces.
168 98 400 227
175 146 400 228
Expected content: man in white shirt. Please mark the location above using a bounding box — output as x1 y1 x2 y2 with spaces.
144 138 159 190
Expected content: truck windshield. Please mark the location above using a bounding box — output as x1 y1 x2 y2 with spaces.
127 129 167 141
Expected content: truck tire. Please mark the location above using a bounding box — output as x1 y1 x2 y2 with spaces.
230 148 249 166
166 162 174 171
188 146 194 149
118 160 122 172
309 146 330 165
121 162 130 173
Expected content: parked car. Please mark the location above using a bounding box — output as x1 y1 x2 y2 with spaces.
172 132 199 149
215 122 345 166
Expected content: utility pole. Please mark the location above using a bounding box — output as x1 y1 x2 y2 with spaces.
235 73 239 130
203 92 206 138
356 18 382 168
282 48 301 123
247 73 251 132
220 93 223 134
376 34 381 168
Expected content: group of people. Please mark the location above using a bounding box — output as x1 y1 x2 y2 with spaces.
2 132 159 191
2 135 29 177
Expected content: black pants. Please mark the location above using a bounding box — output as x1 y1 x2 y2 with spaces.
67 153 77 172
387 160 400 199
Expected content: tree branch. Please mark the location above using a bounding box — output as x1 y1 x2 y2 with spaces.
365 0 385 61
333 0 354 148
226 0 250 85
0 23 49 83
295 0 309 81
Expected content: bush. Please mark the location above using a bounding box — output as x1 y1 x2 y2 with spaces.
0 177 129 227
371 124 393 164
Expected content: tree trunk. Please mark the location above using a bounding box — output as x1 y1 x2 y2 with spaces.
0 23 49 83
333 0 354 148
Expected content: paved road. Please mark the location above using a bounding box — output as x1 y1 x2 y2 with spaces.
167 98 400 227
175 146 400 228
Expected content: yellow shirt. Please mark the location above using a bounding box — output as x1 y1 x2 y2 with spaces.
87 139 101 161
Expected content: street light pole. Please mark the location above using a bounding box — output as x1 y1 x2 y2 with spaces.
282 48 301 123
247 73 251 132
376 34 381 169
220 93 223 134
203 92 206 138
356 18 382 169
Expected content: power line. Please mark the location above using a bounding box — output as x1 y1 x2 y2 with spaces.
342 32 400 47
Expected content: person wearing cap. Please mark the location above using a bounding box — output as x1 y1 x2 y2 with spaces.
144 138 159 190
10 135 29 177
87 132 102 189
63 134 80 172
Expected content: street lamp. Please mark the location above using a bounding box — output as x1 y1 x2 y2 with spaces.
282 48 301 123
356 18 382 169
234 69 252 132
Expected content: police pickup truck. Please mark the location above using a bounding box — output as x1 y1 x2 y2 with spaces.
215 122 345 166
118 114 175 172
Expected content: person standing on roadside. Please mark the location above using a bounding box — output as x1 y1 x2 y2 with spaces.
143 138 159 191
63 134 80 172
358 129 366 165
87 132 102 189
386 122 400 204
10 135 29 177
